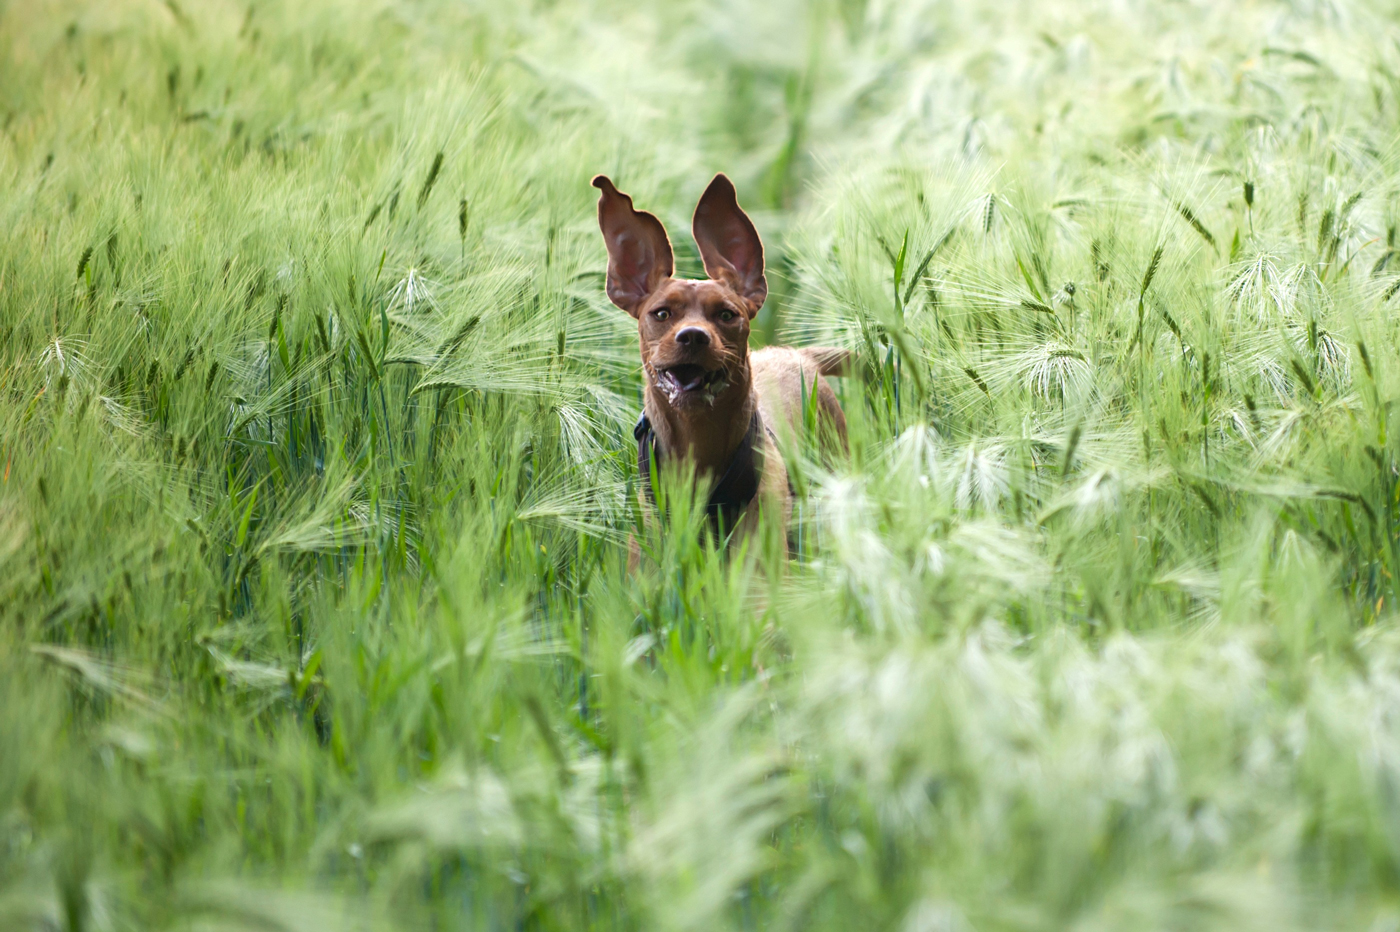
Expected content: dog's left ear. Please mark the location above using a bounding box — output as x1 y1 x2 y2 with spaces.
593 175 674 318
692 173 767 315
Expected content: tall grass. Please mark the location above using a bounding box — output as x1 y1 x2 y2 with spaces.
7 0 1400 928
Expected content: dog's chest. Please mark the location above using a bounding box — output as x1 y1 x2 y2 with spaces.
635 408 770 532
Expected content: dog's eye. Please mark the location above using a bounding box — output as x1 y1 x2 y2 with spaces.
652 308 670 321
719 308 736 322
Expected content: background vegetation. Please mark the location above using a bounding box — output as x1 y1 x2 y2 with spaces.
6 0 1400 928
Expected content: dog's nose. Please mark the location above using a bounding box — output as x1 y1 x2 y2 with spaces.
674 327 710 348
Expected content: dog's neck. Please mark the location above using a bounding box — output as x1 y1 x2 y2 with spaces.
643 360 756 478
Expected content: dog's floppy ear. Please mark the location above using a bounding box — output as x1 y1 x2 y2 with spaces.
593 175 673 317
692 173 766 315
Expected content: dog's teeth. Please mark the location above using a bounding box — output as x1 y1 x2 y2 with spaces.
656 367 727 403
655 370 683 403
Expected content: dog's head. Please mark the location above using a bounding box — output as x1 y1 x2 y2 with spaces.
592 174 766 410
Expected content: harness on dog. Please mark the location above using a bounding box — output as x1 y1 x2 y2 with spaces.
634 408 764 534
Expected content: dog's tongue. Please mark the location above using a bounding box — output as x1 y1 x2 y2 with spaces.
678 368 706 391
656 364 726 402
663 365 707 392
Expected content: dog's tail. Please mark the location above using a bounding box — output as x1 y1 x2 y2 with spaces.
802 347 854 377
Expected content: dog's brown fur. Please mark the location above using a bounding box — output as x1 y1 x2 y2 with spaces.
593 173 847 535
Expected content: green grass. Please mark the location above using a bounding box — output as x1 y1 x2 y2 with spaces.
9 0 1400 928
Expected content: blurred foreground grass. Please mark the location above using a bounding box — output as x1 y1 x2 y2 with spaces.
8 0 1400 928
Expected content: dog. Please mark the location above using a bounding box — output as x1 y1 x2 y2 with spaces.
592 173 848 542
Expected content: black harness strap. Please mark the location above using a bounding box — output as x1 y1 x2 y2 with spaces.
635 408 764 534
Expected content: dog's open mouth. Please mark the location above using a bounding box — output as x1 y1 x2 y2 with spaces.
655 364 730 404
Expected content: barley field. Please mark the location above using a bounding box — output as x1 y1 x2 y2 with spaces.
8 0 1400 928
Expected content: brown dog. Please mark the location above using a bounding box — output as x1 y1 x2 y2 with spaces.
593 173 848 539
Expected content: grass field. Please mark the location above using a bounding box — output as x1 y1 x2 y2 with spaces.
10 0 1400 928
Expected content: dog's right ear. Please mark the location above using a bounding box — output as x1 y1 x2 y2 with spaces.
593 175 674 317
692 173 766 313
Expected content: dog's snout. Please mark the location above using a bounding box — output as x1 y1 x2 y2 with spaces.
674 326 710 348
